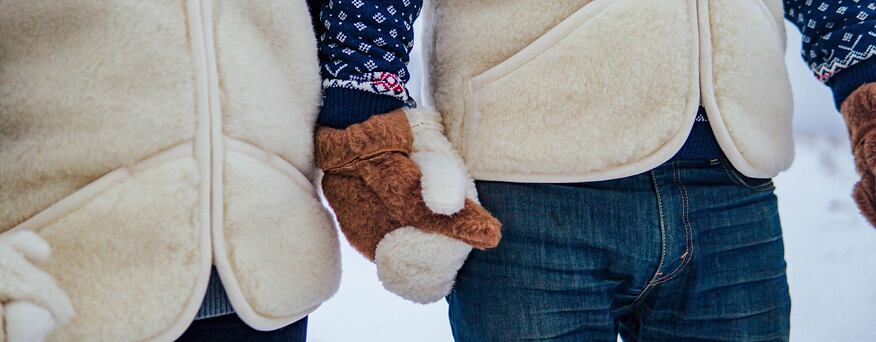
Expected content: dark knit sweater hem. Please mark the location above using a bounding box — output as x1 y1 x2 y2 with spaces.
827 58 876 110
318 86 407 129
671 107 723 161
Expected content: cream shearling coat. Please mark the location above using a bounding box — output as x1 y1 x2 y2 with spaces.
422 0 794 181
0 1 340 341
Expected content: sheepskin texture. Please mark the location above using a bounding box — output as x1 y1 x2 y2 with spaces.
703 0 794 178
32 158 205 341
219 150 341 330
1 0 340 339
407 108 466 165
5 301 58 342
407 108 474 214
760 0 788 48
0 0 197 230
0 231 73 341
429 0 594 147
428 0 796 182
430 0 699 182
368 108 482 303
213 0 323 175
411 152 467 214
320 157 500 258
209 0 339 330
318 110 499 303
1 231 52 262
317 111 502 261
375 227 472 304
841 83 876 228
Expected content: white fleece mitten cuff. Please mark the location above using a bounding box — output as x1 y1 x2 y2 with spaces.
0 231 74 341
411 151 467 215
407 107 480 211
375 227 472 304
371 108 491 304
5 302 57 342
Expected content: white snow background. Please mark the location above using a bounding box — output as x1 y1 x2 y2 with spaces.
309 22 876 342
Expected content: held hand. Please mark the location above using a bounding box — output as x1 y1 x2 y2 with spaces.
317 108 501 303
842 82 876 228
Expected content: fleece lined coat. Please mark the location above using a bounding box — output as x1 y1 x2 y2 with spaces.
422 0 794 182
0 1 340 340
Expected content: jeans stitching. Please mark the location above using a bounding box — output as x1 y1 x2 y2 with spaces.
721 160 775 192
654 164 694 284
651 162 694 285
630 171 668 306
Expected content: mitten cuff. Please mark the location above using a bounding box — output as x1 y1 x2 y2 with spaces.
317 87 407 129
316 110 414 172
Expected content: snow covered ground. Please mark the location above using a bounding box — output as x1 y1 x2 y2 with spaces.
308 135 876 342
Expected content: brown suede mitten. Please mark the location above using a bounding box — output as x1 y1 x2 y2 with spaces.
841 82 876 228
316 108 501 303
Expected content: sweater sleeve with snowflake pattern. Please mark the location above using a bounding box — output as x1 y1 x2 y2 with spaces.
785 0 876 108
308 0 423 129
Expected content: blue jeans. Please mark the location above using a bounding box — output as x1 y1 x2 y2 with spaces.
177 315 306 341
448 159 791 341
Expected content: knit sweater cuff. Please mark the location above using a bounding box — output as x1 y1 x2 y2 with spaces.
317 88 407 129
827 57 876 110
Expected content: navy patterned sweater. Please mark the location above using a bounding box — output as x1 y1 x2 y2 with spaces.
308 0 421 128
311 0 876 128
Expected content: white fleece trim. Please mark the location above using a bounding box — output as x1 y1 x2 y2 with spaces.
213 246 319 332
374 227 471 304
5 301 57 342
2 144 209 341
466 126 695 183
5 143 194 236
1 233 66 341
698 0 780 179
427 0 794 183
1 231 51 263
224 139 315 194
407 108 471 214
153 1 215 341
212 146 327 331
751 0 786 51
194 0 318 332
465 0 616 160
461 0 701 184
418 0 437 109
3 1 329 339
1 143 206 341
411 152 467 215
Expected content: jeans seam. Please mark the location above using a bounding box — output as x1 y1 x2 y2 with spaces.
630 171 668 306
650 162 694 285
721 160 775 192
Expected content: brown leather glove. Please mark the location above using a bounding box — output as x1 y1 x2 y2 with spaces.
841 82 876 228
316 108 501 303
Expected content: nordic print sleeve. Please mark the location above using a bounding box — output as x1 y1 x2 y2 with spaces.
314 0 423 128
785 0 876 106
